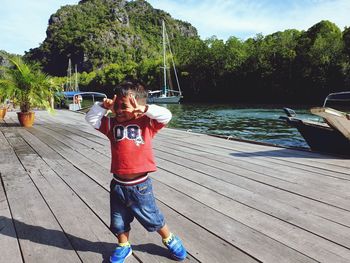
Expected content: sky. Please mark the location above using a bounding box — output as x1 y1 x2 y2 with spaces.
1 0 350 55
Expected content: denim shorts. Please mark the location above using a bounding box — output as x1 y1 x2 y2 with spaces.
110 177 165 235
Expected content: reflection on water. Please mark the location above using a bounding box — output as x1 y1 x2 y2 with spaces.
162 103 318 149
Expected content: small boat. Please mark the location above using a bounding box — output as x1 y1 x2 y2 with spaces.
280 91 350 155
57 59 107 111
58 91 107 112
147 20 183 104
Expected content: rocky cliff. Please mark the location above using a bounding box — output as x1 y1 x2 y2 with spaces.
26 0 198 76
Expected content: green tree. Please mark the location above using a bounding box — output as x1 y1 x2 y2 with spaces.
294 20 343 102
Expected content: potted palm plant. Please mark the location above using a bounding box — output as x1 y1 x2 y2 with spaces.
0 56 59 127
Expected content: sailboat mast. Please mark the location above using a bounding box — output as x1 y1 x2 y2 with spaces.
74 64 78 91
165 27 182 96
162 20 167 96
67 58 72 91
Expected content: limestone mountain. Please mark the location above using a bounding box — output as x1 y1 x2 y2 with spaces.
25 0 198 76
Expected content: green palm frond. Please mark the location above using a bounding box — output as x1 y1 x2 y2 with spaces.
0 56 58 112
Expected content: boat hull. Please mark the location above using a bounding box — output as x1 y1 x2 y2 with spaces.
281 116 350 155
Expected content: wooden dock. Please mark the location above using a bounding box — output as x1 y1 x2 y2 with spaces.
1 110 350 263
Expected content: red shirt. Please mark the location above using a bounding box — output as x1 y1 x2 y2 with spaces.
98 115 165 174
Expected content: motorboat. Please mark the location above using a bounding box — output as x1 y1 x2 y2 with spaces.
58 91 107 111
280 91 350 155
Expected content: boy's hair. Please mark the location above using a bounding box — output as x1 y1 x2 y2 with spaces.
114 79 148 104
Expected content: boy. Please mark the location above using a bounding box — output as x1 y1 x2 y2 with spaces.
85 80 187 263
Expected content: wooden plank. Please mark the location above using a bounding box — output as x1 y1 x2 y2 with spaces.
0 182 23 263
154 139 350 196
153 142 350 211
156 134 350 181
154 156 350 252
0 131 81 263
154 147 350 227
159 128 350 170
152 175 318 263
0 132 23 263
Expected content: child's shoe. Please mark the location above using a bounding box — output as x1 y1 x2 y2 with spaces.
110 242 132 263
163 233 187 261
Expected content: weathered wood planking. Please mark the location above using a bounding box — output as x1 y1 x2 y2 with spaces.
2 127 139 263
0 130 81 262
152 140 350 211
2 109 350 263
0 131 23 263
154 148 350 227
153 140 350 198
27 117 350 262
181 132 350 172
155 133 350 182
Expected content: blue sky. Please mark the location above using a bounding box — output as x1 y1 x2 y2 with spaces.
1 0 350 55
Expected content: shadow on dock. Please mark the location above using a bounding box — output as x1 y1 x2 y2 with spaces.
0 216 169 262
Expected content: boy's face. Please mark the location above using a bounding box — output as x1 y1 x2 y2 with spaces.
114 95 136 123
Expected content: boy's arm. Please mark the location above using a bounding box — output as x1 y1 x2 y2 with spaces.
85 102 110 133
144 104 172 131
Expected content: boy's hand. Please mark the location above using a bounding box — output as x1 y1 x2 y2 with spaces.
129 94 147 118
102 95 117 112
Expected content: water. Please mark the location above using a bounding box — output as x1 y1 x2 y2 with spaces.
163 103 321 149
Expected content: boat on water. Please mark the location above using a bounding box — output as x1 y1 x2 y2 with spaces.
147 20 183 104
57 59 107 111
280 91 350 155
60 91 107 112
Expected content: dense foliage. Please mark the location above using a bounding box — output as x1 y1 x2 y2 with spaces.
0 56 61 112
24 0 350 104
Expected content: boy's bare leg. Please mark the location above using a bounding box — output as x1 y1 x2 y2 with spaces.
117 232 130 243
157 224 171 239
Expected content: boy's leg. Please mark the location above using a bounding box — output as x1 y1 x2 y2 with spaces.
157 224 170 239
117 231 130 243
110 181 133 262
128 178 187 261
110 180 134 236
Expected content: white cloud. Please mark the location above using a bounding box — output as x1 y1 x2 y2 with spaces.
148 0 350 40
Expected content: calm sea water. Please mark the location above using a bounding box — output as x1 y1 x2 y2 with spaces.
163 103 321 149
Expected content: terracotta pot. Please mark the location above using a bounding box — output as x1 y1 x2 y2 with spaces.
17 111 35 127
0 107 7 120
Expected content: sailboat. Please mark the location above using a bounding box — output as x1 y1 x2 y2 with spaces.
147 20 183 104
